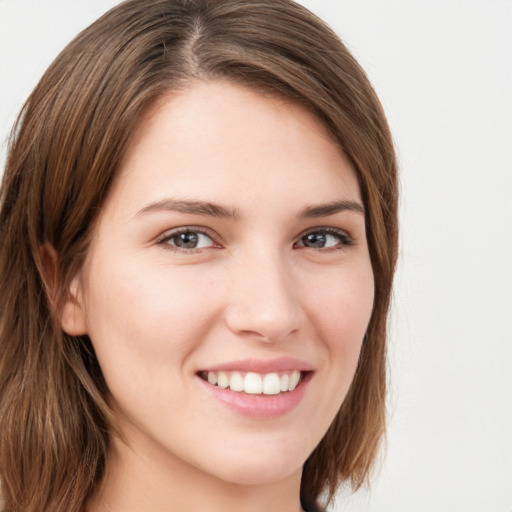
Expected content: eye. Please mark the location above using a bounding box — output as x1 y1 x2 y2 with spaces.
295 228 353 250
158 228 217 251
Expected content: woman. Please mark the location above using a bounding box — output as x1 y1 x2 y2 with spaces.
0 1 398 511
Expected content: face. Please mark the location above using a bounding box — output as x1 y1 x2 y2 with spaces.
64 81 374 488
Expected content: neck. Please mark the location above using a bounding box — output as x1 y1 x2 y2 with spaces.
87 435 305 512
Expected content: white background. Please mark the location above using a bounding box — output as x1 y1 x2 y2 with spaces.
1 1 511 511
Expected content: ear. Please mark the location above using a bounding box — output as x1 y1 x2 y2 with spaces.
61 276 88 336
39 243 88 336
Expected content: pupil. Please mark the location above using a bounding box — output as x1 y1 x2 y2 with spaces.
304 233 326 248
176 232 199 248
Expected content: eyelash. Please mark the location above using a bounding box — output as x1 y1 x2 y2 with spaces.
295 227 354 251
156 226 354 253
156 227 219 253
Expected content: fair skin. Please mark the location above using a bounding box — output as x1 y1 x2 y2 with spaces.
62 81 374 512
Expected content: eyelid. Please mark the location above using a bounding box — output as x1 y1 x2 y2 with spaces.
294 226 355 249
156 226 222 251
154 225 354 253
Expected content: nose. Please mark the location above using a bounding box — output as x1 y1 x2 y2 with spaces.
223 248 303 343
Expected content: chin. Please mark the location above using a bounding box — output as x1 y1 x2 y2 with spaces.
215 461 303 487
203 441 308 486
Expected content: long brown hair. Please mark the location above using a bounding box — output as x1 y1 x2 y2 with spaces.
0 1 398 510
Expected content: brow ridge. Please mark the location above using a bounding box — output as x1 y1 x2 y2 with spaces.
136 198 364 221
136 198 240 220
298 200 365 218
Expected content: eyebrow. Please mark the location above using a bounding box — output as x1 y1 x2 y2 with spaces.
136 198 241 220
136 198 365 220
298 200 365 218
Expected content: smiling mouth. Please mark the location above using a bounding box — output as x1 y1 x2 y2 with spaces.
198 370 308 396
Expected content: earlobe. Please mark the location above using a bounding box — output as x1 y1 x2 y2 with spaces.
39 243 88 336
61 277 88 336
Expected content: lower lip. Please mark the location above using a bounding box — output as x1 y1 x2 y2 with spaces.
197 373 312 419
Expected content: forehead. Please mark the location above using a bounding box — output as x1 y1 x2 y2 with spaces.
109 80 361 216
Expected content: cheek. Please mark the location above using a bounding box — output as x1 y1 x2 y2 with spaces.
81 257 222 383
296 262 374 441
306 262 374 350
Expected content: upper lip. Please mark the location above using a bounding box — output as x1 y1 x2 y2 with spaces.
198 357 315 374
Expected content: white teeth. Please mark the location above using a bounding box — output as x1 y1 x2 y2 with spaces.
203 370 305 395
280 373 289 392
263 373 281 395
229 372 244 392
217 371 229 389
244 372 263 394
288 370 301 391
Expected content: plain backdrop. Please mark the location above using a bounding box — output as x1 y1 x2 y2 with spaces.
1 1 511 511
